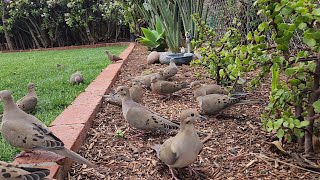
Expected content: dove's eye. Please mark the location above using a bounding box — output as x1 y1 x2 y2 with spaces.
191 113 194 117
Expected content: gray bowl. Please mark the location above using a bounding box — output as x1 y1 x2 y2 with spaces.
164 53 194 65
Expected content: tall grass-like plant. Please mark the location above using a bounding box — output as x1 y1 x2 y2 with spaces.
147 0 181 53
175 0 208 39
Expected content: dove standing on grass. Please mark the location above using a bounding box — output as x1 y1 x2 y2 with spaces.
17 83 38 113
152 109 205 180
105 50 122 63
0 90 97 168
196 94 262 116
0 160 52 180
190 81 228 98
163 61 178 79
70 71 84 85
150 76 189 100
116 86 179 136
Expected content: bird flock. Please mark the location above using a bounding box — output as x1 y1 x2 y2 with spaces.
0 49 262 180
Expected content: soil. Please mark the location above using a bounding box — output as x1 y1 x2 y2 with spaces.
69 45 320 179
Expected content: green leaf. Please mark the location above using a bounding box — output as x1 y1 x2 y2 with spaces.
141 27 157 42
281 6 294 16
247 32 253 41
271 64 279 91
274 118 284 130
313 101 320 113
303 37 316 47
288 79 301 86
312 8 320 16
298 22 307 30
285 67 297 76
155 17 164 34
277 129 285 139
300 121 309 127
267 120 273 132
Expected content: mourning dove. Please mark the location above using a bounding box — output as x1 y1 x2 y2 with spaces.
116 86 179 135
130 80 144 103
163 61 178 79
196 94 262 116
152 109 205 180
17 83 38 113
105 50 123 63
0 90 97 168
102 81 144 107
133 72 165 90
70 71 84 85
0 160 52 179
190 81 228 98
150 76 189 100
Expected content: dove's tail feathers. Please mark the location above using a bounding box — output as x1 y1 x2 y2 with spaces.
52 147 97 168
152 144 161 159
20 167 50 179
112 55 123 61
238 100 264 105
230 92 251 97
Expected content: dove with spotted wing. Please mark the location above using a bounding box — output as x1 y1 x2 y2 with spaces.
116 86 179 135
163 61 178 79
197 94 262 116
152 109 205 180
150 76 189 100
0 160 53 180
190 81 228 98
17 83 38 113
0 90 96 168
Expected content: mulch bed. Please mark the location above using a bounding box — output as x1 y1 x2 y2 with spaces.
69 45 320 179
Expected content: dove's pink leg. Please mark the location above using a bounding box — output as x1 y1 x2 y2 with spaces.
187 165 199 176
169 168 180 180
15 150 33 158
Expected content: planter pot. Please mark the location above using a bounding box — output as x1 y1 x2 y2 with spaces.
164 53 194 65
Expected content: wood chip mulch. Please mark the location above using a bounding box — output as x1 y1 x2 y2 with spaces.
69 45 320 179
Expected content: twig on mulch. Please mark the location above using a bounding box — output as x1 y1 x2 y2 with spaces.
201 133 213 143
251 153 320 175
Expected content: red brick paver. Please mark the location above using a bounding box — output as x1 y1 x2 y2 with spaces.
13 43 135 179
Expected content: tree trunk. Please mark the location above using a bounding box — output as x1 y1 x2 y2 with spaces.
84 23 95 44
305 55 320 154
1 2 14 50
26 23 41 49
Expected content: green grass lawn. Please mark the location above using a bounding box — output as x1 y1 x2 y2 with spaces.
0 45 127 161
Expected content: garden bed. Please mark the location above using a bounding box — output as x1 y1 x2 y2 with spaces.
69 45 319 179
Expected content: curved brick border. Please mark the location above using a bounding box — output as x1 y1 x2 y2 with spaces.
13 43 136 179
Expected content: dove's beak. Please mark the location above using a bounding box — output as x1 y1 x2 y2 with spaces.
199 115 208 121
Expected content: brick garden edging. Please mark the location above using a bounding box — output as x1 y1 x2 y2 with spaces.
13 43 136 179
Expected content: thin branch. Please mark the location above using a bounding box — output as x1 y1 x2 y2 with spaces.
251 153 320 175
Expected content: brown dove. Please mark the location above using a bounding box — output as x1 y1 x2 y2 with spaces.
196 94 262 116
150 76 189 100
152 109 205 180
105 50 123 63
0 90 97 168
17 83 38 113
163 61 178 79
190 81 228 98
116 86 179 135
0 160 52 179
133 72 165 90
70 71 84 85
101 81 144 107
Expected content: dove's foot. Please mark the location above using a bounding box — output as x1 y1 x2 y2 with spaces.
169 168 180 180
187 165 199 176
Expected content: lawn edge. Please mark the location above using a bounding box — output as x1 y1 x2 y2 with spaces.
13 43 136 179
1 42 131 53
